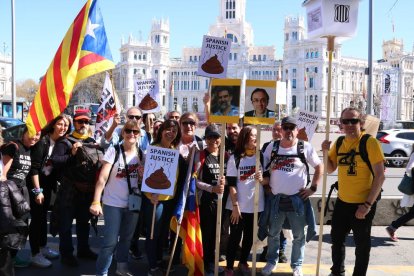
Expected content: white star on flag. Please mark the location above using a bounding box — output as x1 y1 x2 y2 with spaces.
85 19 99 39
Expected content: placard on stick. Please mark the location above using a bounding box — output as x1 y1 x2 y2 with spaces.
296 110 320 141
197 35 232 79
209 79 241 124
141 145 179 196
244 80 276 125
134 79 160 113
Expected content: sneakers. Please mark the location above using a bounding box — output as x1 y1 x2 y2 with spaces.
31 253 52 268
237 262 250 276
148 267 164 276
224 268 234 276
60 255 79 267
261 262 276 276
116 262 133 276
278 250 288 263
386 226 399 241
77 248 98 260
13 255 30 268
40 246 60 259
293 267 303 276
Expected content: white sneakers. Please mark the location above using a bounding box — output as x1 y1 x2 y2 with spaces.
261 262 276 276
116 262 133 276
293 267 303 276
31 253 52 268
40 246 60 259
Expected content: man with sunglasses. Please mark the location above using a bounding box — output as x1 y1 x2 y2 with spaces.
321 107 385 276
100 107 150 153
261 116 322 276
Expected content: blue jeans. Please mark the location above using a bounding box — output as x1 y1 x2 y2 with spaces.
267 209 306 269
96 204 139 276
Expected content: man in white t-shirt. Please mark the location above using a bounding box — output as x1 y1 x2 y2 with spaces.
261 116 323 276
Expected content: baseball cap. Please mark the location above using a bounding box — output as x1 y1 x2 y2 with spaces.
73 112 91 121
281 116 297 125
205 124 221 138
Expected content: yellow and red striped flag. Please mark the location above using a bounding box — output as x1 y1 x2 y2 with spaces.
26 0 114 136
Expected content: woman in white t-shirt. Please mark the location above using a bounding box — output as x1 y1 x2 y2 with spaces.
90 120 144 276
225 126 267 275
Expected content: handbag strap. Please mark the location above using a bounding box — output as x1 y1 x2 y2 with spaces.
120 145 134 195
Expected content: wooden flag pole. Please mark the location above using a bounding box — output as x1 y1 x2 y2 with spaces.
316 35 335 276
251 125 261 276
150 204 156 240
214 123 226 276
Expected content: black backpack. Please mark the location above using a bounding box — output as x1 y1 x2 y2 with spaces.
265 140 310 186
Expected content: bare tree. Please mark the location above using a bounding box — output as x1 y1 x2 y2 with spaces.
16 79 39 103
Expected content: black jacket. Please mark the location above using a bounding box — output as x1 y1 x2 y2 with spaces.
0 180 30 250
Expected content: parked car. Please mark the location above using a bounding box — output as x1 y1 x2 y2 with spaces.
2 123 26 142
0 117 24 129
377 129 414 167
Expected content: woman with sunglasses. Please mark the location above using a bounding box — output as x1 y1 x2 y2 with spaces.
143 119 187 276
224 126 266 276
29 114 72 267
179 112 203 159
90 120 144 276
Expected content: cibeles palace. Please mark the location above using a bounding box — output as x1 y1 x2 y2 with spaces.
109 0 414 121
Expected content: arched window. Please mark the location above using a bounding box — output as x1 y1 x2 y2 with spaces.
292 95 297 109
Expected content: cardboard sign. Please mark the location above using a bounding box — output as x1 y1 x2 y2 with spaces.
244 80 276 125
303 0 359 40
134 79 160 113
296 110 320 141
364 115 380 137
197 35 232 78
141 145 179 196
209 79 241 124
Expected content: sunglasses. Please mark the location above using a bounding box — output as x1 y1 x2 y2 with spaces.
124 128 140 135
181 121 196 126
75 120 89 125
341 118 360 125
282 125 296 131
128 115 142 120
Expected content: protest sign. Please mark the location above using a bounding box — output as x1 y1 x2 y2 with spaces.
142 145 179 196
134 79 160 113
197 35 231 78
296 110 320 141
244 80 276 125
209 79 241 124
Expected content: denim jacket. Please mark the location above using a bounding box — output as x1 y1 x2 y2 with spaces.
258 193 316 242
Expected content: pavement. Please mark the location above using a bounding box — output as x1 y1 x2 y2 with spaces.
14 222 414 276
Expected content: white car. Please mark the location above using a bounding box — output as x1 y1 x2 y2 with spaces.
377 129 414 167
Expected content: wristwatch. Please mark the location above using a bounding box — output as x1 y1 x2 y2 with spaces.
310 185 317 192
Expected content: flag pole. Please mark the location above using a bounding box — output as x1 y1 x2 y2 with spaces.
166 146 196 276
251 124 261 276
316 35 335 276
214 123 226 276
150 205 156 240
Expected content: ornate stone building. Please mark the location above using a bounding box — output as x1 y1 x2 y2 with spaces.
113 0 414 121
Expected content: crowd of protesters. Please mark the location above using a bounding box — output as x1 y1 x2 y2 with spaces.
0 105 387 276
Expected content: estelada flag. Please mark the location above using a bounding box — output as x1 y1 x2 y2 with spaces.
26 0 114 136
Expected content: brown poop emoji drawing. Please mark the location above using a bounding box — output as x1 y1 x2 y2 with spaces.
139 93 158 110
201 54 224 74
145 167 171 189
297 127 309 141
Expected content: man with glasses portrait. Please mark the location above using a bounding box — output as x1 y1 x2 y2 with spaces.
100 107 150 153
245 88 275 118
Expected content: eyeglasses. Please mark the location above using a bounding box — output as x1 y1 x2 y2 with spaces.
341 118 360 125
124 129 140 135
181 121 196 126
128 115 142 120
282 125 296 131
75 120 89 125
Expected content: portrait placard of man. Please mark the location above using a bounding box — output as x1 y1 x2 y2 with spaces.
244 80 276 125
212 86 239 116
244 88 275 118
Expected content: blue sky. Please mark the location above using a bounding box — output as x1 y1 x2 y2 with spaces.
0 0 412 81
